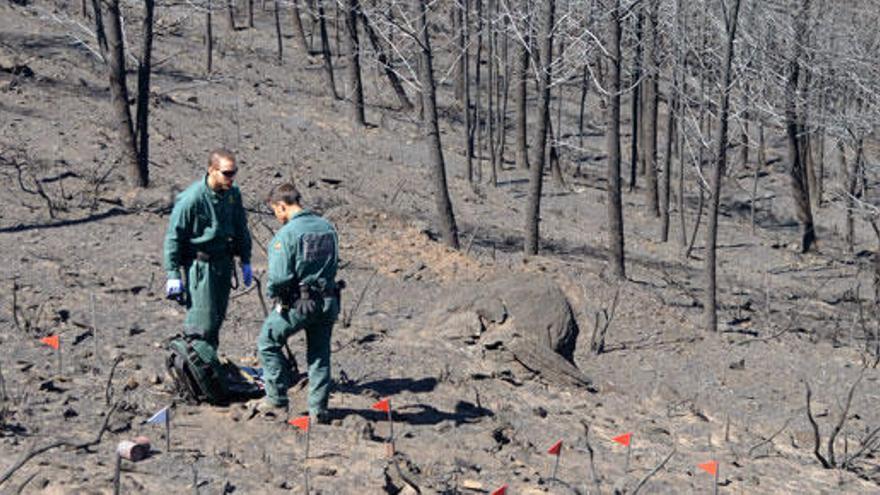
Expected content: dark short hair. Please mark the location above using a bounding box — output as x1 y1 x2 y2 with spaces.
266 182 302 206
208 149 235 170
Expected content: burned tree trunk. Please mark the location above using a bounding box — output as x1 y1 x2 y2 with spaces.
704 0 741 333
629 6 644 191
578 63 589 151
274 0 283 64
90 0 108 55
359 10 412 111
318 0 339 99
524 0 554 255
454 0 466 102
206 0 214 73
135 0 155 187
415 0 459 249
786 0 815 252
343 0 365 125
104 0 145 187
660 92 674 242
291 0 310 54
227 0 236 30
462 0 474 180
514 33 529 170
606 0 625 279
643 0 660 216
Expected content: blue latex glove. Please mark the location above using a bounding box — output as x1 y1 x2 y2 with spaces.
166 279 183 298
242 263 253 287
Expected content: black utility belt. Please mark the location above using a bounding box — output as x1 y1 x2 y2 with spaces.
194 250 231 262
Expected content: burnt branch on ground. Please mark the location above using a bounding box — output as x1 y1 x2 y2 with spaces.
803 371 872 471
0 401 120 487
590 282 621 354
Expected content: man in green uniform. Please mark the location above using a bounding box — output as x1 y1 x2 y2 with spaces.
164 149 252 351
255 182 339 422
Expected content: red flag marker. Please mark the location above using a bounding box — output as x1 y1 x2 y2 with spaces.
613 432 634 472
289 415 312 493
698 460 718 476
698 460 720 495
612 432 632 446
40 335 62 375
547 439 563 481
490 484 508 495
371 398 390 412
288 416 310 432
40 335 59 350
372 398 395 456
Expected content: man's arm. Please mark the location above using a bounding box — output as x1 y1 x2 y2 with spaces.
234 190 252 264
163 198 192 279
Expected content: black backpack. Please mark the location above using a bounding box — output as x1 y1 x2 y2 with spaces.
166 336 262 405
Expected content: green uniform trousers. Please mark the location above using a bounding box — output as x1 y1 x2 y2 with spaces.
184 256 233 350
258 298 338 414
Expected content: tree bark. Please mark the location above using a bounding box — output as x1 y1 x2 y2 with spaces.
704 0 741 333
414 0 460 249
606 0 625 279
248 0 255 28
524 0 554 255
104 0 144 187
344 0 365 125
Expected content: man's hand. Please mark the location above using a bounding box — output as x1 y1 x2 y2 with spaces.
242 263 253 287
166 279 184 298
293 298 316 317
294 283 316 316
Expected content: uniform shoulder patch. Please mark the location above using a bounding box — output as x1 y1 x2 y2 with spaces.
274 242 282 251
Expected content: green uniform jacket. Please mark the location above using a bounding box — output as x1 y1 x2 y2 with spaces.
164 177 252 279
266 209 338 299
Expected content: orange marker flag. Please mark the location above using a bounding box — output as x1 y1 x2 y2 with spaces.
613 432 632 446
698 460 718 476
371 398 390 412
490 484 508 495
40 335 60 350
288 416 310 432
547 439 563 456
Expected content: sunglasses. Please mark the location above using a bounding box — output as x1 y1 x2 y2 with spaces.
220 169 238 178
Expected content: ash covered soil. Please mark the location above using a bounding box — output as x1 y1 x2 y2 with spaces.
1 2 879 493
